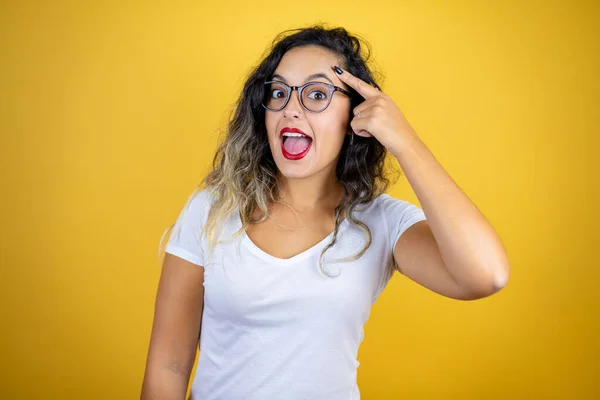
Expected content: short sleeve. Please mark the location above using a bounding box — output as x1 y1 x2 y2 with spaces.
370 194 427 302
164 189 211 267
378 194 427 252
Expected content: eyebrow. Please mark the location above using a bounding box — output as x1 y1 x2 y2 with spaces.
271 72 334 85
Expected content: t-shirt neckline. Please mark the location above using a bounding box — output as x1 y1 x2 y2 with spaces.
238 212 350 266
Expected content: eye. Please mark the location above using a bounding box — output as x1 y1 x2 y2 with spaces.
271 89 286 99
307 90 327 100
303 83 330 102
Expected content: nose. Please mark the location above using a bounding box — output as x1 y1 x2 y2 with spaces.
282 89 303 119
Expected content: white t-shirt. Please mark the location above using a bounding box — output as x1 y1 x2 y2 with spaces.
165 189 426 400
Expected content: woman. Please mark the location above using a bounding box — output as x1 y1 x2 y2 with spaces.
141 25 510 400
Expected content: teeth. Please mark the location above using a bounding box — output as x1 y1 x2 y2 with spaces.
282 133 307 138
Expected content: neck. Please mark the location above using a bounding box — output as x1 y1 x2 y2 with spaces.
276 169 344 212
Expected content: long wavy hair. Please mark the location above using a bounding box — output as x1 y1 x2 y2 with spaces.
161 25 392 274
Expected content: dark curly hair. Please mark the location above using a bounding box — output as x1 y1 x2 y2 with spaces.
196 25 391 273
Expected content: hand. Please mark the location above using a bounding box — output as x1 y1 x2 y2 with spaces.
333 65 418 157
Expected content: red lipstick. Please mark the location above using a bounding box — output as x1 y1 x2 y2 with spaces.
280 127 313 161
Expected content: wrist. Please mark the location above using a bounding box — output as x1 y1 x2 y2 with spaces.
388 129 421 160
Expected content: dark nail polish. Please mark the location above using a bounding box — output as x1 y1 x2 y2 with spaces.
333 66 343 75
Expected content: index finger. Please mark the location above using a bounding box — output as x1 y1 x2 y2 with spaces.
332 65 380 99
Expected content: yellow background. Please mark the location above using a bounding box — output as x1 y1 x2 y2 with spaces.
1 0 598 398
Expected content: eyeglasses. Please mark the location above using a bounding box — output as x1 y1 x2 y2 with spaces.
262 81 351 113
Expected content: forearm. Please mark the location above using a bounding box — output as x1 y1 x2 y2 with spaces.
141 364 190 400
392 133 510 292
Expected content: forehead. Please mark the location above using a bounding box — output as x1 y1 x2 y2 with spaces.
273 45 341 81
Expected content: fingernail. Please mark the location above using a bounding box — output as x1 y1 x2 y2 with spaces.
333 66 343 75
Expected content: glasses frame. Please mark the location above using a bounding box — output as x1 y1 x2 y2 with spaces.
262 80 352 113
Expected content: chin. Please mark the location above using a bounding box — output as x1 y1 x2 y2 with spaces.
273 157 315 180
279 170 313 180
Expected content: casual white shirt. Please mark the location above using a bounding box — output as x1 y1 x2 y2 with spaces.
165 189 426 400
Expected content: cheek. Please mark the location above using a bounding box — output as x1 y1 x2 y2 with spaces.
321 108 350 138
265 114 279 141
316 114 349 152
265 113 274 132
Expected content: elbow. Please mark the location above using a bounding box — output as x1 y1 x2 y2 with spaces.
457 262 511 301
476 254 511 298
492 265 510 293
466 235 511 299
490 256 511 293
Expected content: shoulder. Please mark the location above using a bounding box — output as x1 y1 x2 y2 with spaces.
181 187 215 213
354 193 426 244
354 193 420 217
171 187 216 230
375 193 418 212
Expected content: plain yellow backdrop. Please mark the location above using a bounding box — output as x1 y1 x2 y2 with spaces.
1 0 598 398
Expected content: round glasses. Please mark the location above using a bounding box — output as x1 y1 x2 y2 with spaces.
262 81 351 113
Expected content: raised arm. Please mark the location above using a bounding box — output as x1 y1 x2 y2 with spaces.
333 65 510 300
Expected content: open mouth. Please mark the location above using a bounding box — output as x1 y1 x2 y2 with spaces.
280 131 313 160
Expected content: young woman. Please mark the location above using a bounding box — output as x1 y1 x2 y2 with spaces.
141 26 510 400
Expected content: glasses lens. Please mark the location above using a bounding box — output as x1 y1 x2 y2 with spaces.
301 83 332 112
264 82 288 110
